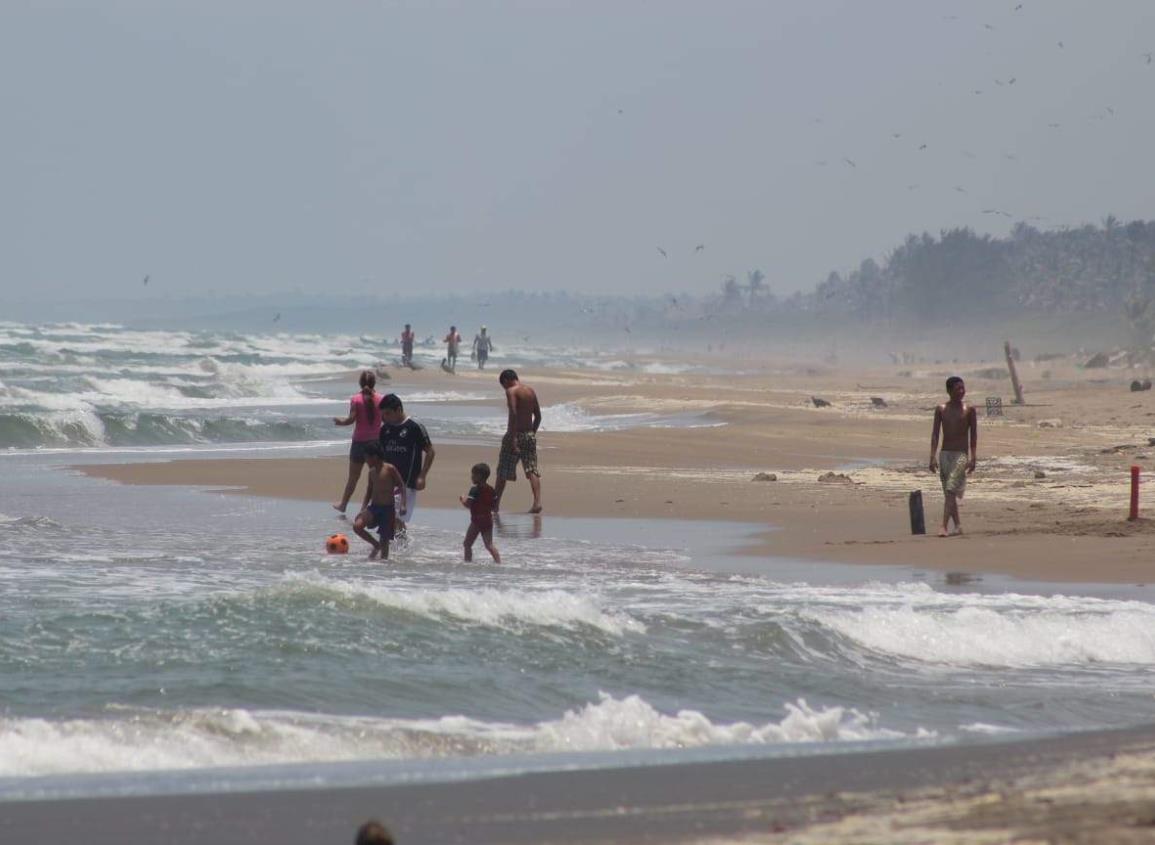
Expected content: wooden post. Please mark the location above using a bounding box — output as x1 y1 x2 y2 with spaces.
1004 340 1025 405
909 490 926 535
1130 465 1140 521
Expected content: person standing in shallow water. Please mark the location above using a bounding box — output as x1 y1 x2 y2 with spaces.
331 370 381 514
929 375 978 537
443 325 462 373
400 324 415 368
472 326 493 369
494 368 542 513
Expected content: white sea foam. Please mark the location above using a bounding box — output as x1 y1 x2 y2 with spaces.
534 693 919 752
0 695 921 777
284 574 646 636
803 584 1155 668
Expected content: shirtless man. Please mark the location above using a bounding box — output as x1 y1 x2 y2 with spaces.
929 376 978 537
443 325 462 373
494 369 542 513
472 326 493 370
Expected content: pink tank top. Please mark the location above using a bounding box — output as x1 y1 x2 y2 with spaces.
350 392 381 441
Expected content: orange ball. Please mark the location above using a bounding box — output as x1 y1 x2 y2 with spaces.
325 533 349 554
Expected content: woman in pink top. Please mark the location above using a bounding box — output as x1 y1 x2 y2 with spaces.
332 370 382 514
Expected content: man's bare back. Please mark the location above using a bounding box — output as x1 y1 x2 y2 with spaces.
506 383 541 434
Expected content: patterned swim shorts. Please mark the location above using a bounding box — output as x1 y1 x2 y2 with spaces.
498 432 540 481
938 450 968 498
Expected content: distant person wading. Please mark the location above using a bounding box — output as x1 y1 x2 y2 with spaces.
472 326 494 369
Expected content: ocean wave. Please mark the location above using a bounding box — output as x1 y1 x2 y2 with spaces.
279 574 645 636
802 585 1155 668
0 695 921 778
0 411 325 449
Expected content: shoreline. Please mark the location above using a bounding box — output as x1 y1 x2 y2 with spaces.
5 723 1155 843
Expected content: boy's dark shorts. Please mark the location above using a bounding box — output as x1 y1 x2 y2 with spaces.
369 504 395 541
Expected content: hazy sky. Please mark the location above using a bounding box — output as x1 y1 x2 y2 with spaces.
3 0 1154 303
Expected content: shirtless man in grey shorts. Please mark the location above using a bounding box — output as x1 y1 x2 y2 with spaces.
495 369 542 513
929 376 978 537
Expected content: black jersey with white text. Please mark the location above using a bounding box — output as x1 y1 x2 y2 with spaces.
378 417 432 488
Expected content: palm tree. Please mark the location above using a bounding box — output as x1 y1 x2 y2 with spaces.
720 275 742 308
746 269 767 305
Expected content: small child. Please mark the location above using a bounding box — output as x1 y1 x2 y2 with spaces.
353 442 408 560
460 462 501 563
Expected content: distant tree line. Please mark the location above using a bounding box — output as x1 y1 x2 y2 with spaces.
788 218 1155 321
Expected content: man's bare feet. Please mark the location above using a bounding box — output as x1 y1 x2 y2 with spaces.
368 545 380 560
528 505 542 514
938 528 950 537
332 503 347 514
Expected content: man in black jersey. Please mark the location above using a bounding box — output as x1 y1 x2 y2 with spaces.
378 393 436 539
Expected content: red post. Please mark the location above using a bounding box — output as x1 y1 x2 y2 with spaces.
1129 465 1140 521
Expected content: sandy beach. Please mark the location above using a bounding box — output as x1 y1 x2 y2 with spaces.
82 360 1155 584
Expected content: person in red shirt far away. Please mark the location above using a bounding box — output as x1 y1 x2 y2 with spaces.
460 462 501 563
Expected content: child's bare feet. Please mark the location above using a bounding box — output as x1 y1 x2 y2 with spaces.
332 502 347 514
528 505 542 514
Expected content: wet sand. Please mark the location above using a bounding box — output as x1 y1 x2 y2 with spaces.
5 724 1155 844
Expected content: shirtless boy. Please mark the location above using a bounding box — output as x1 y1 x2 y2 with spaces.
494 369 542 513
929 376 978 537
352 442 408 559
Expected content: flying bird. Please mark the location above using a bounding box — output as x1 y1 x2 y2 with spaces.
815 160 828 166
656 247 667 258
842 157 856 168
1048 122 1062 128
142 275 149 286
1014 3 1023 10
918 143 928 150
953 186 968 194
983 23 995 30
890 132 902 139
906 184 920 191
272 313 281 322
694 244 705 253
1008 77 1017 84
1057 41 1064 48
1145 52 1153 65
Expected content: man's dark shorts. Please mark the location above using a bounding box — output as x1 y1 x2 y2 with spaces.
498 432 540 481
